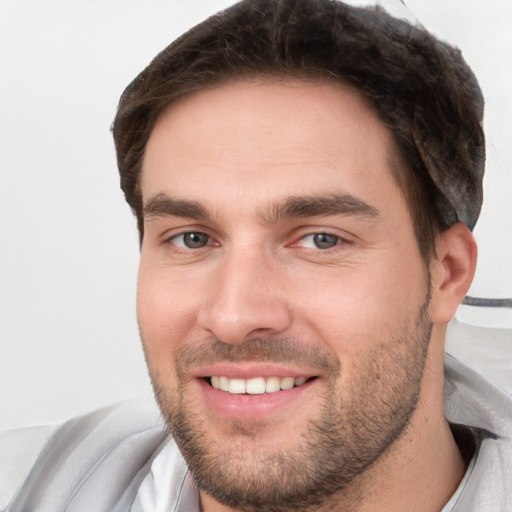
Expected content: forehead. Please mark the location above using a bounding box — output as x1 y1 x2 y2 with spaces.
141 78 402 214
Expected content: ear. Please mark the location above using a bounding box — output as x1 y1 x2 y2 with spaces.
430 222 477 324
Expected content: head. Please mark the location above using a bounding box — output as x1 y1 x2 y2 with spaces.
113 0 485 262
112 1 483 510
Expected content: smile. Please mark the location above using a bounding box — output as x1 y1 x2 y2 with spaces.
209 376 311 394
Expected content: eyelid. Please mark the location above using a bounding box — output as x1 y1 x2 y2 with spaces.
159 222 212 241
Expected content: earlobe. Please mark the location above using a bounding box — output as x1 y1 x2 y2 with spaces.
431 222 478 324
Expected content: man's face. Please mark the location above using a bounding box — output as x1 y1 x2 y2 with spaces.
138 79 432 511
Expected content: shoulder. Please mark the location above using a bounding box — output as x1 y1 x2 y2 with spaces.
0 398 169 512
444 321 512 511
446 318 512 394
0 424 56 510
444 319 512 431
444 343 512 439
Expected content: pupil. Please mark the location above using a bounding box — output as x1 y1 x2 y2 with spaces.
314 233 338 249
184 232 208 248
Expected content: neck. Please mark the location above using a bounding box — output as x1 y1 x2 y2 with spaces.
344 398 466 512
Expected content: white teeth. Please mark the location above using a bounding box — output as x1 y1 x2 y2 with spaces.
265 376 281 393
228 378 246 394
280 377 294 390
210 375 310 394
219 376 229 392
246 377 266 395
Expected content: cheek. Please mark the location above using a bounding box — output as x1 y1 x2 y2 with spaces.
290 255 426 357
136 264 202 368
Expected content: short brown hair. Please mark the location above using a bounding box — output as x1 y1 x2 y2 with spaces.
112 0 485 260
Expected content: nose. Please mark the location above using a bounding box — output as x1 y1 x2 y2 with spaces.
197 248 293 344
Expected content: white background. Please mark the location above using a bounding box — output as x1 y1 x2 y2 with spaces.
1 0 511 429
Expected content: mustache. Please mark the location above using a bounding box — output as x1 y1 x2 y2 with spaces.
175 337 340 377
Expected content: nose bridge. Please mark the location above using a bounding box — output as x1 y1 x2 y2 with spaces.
198 242 292 344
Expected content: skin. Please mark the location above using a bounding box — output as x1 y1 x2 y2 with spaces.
137 79 477 512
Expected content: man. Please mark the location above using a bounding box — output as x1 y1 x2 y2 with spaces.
1 0 510 511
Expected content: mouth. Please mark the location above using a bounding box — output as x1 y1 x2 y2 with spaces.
193 364 321 421
207 375 316 394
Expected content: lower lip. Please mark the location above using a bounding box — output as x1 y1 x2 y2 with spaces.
197 378 317 421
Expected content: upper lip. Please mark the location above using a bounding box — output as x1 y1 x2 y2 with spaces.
191 362 318 380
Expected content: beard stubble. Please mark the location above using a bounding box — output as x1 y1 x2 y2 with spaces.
148 287 432 512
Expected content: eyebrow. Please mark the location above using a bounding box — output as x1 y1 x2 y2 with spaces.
143 193 209 220
143 192 379 223
262 193 379 223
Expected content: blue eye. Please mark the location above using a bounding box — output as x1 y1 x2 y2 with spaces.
312 233 340 249
171 232 210 249
300 233 341 249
